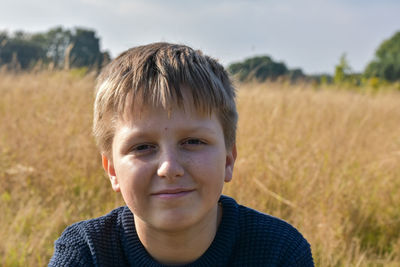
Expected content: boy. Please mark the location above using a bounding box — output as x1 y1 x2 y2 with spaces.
49 43 314 266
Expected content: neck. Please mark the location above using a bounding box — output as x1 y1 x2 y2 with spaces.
134 204 222 265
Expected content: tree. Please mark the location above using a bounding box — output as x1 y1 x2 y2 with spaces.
69 28 102 69
0 31 9 64
287 68 305 83
0 31 45 69
365 31 400 82
0 26 108 71
40 27 72 68
228 56 289 82
334 53 352 84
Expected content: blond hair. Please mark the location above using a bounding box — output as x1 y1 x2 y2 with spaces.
93 42 237 157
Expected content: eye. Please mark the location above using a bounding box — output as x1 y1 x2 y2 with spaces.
182 138 207 146
130 143 157 154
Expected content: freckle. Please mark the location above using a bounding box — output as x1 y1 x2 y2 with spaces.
164 127 168 131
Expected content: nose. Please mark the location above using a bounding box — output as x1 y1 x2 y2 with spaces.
157 150 184 179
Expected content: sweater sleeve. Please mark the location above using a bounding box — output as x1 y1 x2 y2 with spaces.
48 223 95 267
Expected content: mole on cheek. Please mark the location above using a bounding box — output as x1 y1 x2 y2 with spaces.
164 127 168 131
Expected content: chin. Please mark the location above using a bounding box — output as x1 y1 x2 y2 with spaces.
151 211 199 232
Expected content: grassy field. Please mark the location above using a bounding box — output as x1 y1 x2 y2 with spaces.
1 71 399 266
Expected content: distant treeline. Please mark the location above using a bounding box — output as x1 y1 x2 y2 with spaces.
228 31 400 85
228 55 310 83
1 26 399 85
0 26 110 71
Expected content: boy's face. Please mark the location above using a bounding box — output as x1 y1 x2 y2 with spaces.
102 101 236 232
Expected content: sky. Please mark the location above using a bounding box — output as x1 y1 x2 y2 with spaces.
1 0 399 74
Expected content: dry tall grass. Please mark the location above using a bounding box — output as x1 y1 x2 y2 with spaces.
1 72 399 266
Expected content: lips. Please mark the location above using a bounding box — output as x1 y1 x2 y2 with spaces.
151 188 195 199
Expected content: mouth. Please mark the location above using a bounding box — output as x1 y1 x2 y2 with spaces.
151 188 195 199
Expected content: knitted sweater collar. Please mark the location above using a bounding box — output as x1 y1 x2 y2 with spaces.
120 195 238 266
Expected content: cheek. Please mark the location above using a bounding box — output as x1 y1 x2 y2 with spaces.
116 156 152 180
187 148 226 182
115 159 154 203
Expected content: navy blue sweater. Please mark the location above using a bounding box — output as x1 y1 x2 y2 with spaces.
49 195 314 266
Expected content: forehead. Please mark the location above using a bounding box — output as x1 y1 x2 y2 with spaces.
117 81 220 119
119 101 215 127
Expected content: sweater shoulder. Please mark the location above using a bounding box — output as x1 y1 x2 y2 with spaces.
220 196 305 244
57 206 126 244
49 206 127 266
74 206 126 234
233 203 314 266
237 204 302 241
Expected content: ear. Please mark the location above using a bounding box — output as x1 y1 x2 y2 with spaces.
102 154 120 192
224 144 237 183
